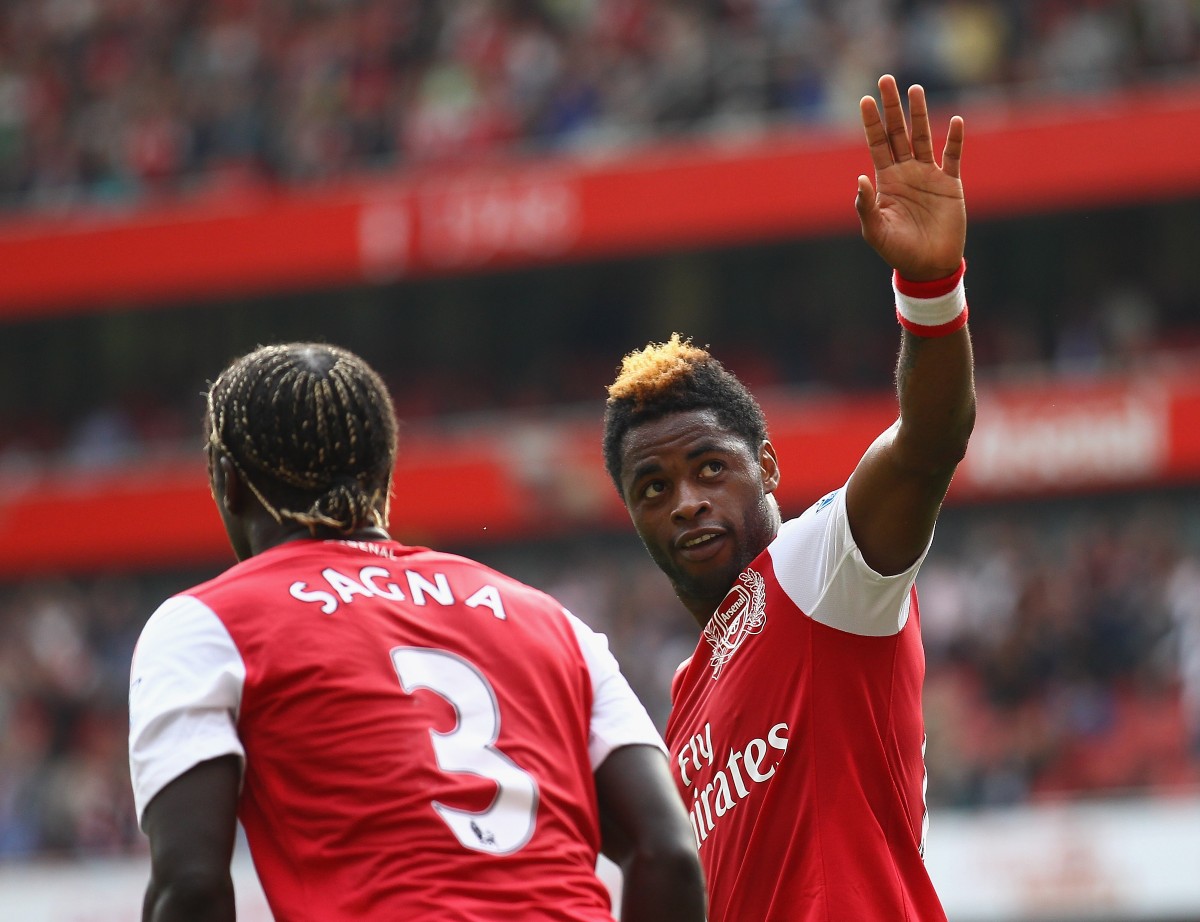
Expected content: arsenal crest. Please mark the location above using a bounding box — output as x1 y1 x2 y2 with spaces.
704 568 767 679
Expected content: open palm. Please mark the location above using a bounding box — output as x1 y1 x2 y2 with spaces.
856 75 966 281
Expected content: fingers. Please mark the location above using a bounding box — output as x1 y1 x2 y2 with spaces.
854 174 882 244
941 115 965 179
859 95 893 173
861 75 964 174
854 174 876 218
907 85 935 163
878 74 912 163
861 75 916 168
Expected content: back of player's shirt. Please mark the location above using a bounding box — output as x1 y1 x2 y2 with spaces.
130 539 660 921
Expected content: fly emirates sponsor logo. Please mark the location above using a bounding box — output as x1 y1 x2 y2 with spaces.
676 719 788 848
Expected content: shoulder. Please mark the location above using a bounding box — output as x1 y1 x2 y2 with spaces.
178 547 299 607
136 592 222 645
431 548 576 615
129 594 247 827
669 655 695 706
767 487 845 568
155 552 306 640
561 607 668 765
133 593 243 671
769 486 923 637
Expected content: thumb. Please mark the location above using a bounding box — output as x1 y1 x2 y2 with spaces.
854 174 875 219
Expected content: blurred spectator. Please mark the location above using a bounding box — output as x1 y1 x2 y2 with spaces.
0 578 146 857
3 0 1200 209
1168 555 1200 753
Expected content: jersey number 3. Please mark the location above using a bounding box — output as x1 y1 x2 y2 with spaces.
391 646 540 855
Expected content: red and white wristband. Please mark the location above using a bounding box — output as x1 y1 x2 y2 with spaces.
893 259 968 337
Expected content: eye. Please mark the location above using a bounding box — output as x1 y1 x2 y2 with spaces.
642 480 666 500
700 459 725 477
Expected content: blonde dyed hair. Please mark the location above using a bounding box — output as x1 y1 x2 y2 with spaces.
607 334 713 407
602 334 768 493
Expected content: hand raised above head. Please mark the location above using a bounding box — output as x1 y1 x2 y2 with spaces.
855 74 966 282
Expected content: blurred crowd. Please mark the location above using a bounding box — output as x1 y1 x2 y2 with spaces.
916 497 1200 806
4 0 1200 865
1 490 1198 859
2 0 1200 210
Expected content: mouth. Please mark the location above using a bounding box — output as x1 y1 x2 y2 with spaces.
675 529 727 561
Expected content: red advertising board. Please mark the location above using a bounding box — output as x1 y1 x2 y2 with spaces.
3 85 1200 317
1 367 1197 578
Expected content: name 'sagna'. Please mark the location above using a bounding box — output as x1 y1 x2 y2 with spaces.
289 565 509 620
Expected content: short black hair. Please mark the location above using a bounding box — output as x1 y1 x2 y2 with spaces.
205 343 398 534
603 334 769 494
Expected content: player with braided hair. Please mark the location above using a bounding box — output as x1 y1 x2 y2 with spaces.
203 343 397 544
602 76 974 921
130 343 705 922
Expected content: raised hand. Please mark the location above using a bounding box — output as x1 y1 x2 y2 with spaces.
855 74 965 282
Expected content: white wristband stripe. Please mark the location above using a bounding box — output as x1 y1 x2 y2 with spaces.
894 278 967 328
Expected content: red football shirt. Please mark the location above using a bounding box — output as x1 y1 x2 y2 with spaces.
130 539 664 921
664 487 947 922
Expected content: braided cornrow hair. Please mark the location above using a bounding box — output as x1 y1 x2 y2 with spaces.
602 333 769 494
205 343 398 535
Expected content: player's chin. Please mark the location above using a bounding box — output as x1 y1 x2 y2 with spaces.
674 555 740 602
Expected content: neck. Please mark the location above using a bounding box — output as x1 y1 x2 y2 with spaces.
683 511 781 630
247 522 392 558
684 593 728 630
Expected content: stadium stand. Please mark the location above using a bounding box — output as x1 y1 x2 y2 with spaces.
2 0 1200 209
2 5 1200 911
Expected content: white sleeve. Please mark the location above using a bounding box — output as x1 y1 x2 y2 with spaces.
564 610 667 769
128 595 247 828
769 484 931 637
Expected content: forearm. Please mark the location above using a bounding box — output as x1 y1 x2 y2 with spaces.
845 319 975 575
140 758 241 922
143 872 236 922
619 847 707 922
595 745 706 922
893 326 976 474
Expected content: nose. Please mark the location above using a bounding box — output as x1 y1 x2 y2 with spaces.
672 481 710 523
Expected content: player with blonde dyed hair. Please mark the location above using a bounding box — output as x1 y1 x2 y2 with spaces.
130 342 705 922
602 75 975 921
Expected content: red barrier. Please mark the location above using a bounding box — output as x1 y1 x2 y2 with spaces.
4 85 1200 317
2 367 1197 578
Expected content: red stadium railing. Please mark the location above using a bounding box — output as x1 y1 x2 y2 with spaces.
3 367 1199 577
3 84 1200 318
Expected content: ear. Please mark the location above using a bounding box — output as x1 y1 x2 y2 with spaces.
215 455 246 515
759 440 780 494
